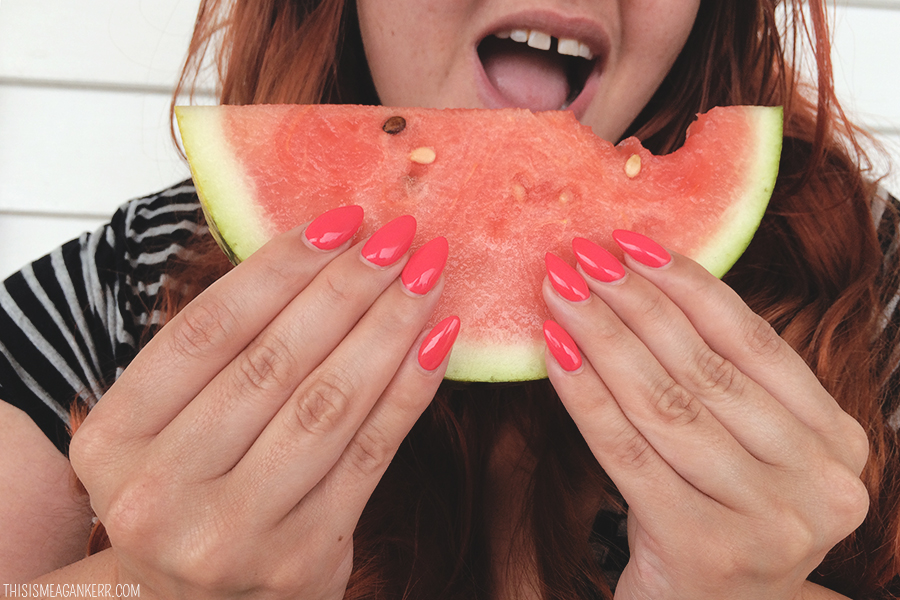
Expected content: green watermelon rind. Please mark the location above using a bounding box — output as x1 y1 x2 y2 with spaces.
176 105 783 383
176 106 272 264
690 106 782 277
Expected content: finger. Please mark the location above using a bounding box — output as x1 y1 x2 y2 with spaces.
296 315 460 537
155 223 427 478
542 320 707 521
613 231 847 435
88 206 365 441
227 263 447 524
570 237 818 467
542 274 765 510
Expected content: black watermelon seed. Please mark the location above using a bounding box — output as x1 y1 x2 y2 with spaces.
382 116 407 135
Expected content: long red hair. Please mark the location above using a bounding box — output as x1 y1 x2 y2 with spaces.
74 0 900 597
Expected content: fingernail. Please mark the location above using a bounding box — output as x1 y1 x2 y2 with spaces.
402 237 449 295
572 237 626 283
304 205 364 250
612 230 671 268
543 321 582 372
418 316 461 371
545 253 590 302
362 215 417 266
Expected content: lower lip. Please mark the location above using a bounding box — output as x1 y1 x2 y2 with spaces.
471 48 600 120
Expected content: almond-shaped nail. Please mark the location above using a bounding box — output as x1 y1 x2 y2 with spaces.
612 230 671 268
545 253 590 302
304 205 364 250
543 320 582 372
418 316 461 371
572 237 626 282
362 215 417 266
402 237 449 295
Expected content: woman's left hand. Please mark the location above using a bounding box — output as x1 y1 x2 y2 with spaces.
541 232 870 600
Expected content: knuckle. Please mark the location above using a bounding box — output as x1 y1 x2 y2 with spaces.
173 542 240 590
234 335 292 393
252 250 300 288
689 348 744 397
634 289 671 327
345 427 392 478
288 370 355 436
647 378 702 426
705 548 746 581
587 309 627 346
171 299 236 360
69 415 119 484
611 429 657 471
768 505 820 565
68 419 104 478
836 414 870 473
318 270 355 307
822 463 871 532
741 313 784 360
102 478 164 548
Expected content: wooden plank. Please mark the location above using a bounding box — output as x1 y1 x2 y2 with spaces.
834 0 900 9
0 213 107 281
0 83 193 217
0 0 202 91
832 5 900 131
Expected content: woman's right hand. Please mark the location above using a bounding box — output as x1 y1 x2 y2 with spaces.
69 207 457 599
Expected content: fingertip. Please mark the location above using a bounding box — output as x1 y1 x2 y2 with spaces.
402 236 450 296
303 205 365 251
361 215 417 267
543 320 583 373
612 229 672 270
418 315 461 372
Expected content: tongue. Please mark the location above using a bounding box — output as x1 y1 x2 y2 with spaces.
481 43 570 112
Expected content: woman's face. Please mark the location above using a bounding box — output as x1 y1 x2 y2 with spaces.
357 0 700 142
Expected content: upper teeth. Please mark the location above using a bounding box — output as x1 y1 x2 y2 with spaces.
495 29 594 60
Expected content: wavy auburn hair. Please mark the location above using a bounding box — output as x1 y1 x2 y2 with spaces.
75 0 900 597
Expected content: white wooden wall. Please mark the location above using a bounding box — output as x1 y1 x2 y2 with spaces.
1 0 898 279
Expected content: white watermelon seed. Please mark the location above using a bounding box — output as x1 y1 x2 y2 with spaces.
409 147 437 164
625 154 642 178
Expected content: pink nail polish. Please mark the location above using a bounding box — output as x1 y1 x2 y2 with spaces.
304 205 364 250
612 230 671 268
418 316 461 371
545 253 590 302
362 215 417 266
543 321 582 372
572 237 626 283
402 237 449 295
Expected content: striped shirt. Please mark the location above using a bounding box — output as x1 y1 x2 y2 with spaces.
0 182 204 454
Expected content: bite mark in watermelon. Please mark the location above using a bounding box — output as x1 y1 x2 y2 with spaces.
175 104 783 382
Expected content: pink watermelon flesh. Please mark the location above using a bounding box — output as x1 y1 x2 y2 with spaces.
175 104 782 382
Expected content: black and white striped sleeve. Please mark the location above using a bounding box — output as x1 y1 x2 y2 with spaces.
0 182 205 455
873 187 900 431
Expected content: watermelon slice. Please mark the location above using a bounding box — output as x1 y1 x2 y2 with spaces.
175 104 782 382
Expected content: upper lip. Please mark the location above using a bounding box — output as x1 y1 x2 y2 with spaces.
475 8 610 61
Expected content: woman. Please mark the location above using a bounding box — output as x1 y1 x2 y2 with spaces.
1 0 898 597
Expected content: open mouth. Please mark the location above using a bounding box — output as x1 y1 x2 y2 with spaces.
477 29 599 112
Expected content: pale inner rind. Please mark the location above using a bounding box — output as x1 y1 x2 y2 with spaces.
692 106 783 277
175 107 270 263
446 340 547 382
